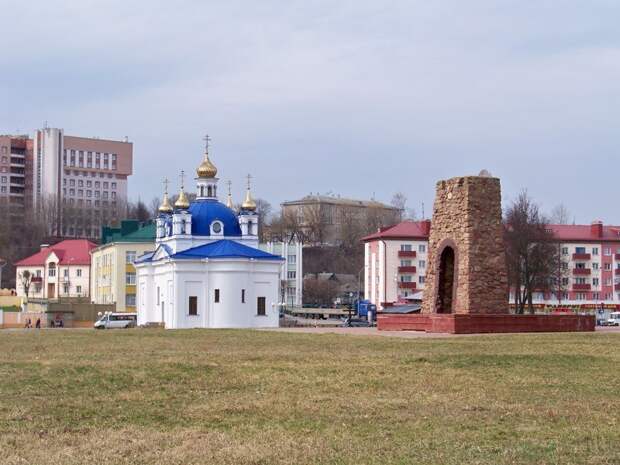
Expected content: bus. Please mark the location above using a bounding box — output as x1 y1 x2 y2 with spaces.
94 312 137 329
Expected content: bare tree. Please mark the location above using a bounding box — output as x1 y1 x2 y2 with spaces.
504 191 560 314
550 204 571 225
302 276 338 306
19 270 32 298
391 192 407 221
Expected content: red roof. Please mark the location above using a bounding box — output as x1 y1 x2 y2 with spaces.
15 240 97 266
547 224 620 242
362 220 431 242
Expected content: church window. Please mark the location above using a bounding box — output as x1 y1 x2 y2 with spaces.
157 287 160 305
212 222 222 234
188 296 198 316
214 289 220 303
241 289 245 303
207 185 213 197
257 297 266 316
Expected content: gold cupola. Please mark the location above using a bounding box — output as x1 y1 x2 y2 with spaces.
241 174 257 211
158 178 174 214
226 180 235 209
174 170 190 210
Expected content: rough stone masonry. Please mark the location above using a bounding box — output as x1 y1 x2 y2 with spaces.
421 175 508 314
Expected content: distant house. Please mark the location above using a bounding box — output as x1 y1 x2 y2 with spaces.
90 220 156 312
15 240 97 299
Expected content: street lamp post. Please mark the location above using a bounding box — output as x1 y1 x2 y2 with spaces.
0 258 6 290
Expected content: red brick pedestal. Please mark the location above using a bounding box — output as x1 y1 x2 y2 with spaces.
377 313 595 334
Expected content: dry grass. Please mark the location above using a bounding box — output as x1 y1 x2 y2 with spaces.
0 329 618 465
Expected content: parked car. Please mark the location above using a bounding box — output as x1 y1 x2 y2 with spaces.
94 312 137 329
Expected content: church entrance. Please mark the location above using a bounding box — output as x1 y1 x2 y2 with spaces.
436 246 455 314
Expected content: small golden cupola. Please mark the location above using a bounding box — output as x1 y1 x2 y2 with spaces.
158 178 174 214
241 174 257 211
196 136 217 178
226 180 235 209
174 170 190 210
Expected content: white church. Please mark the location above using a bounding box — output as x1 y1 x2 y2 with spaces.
134 142 283 329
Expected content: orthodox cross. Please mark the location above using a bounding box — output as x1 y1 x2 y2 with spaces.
246 173 252 189
227 180 232 195
203 134 211 152
163 177 169 194
180 170 185 189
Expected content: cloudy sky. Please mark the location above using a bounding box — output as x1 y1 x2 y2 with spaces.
1 0 618 222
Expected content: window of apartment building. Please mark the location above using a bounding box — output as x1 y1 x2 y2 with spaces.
419 260 426 269
0 176 6 184
0 167 7 173
1 147 6 154
592 292 600 300
287 271 296 279
257 297 266 316
111 192 116 200
69 189 75 196
78 190 83 197
214 289 220 303
102 192 108 199
287 254 296 264
95 191 100 198
91 171 96 177
107 173 113 179
561 262 568 270
103 182 108 189
575 262 586 269
86 190 92 197
63 268 69 277
126 272 136 285
69 179 75 186
593 278 600 286
575 293 586 301
126 251 136 263
562 277 569 286
574 277 587 285
86 199 92 206
126 294 136 307
241 289 245 303
35 270 41 277
95 200 100 207
400 275 413 282
575 247 586 254
419 276 425 284
95 181 100 188
604 263 612 271
76 269 82 277
78 180 83 187
111 182 117 189
605 278 612 286
188 296 198 315
605 293 613 300
0 186 6 193
63 283 70 294
593 247 599 255
86 180 92 187
418 244 426 253
48 263 56 277
400 244 412 251
400 260 412 267
0 156 6 164
76 285 82 294
604 248 612 256
593 263 600 270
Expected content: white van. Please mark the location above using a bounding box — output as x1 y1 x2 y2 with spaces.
94 312 137 329
606 312 620 326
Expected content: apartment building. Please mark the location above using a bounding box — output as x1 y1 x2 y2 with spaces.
362 220 431 310
0 135 33 211
259 240 303 307
364 219 620 311
90 221 155 312
33 127 133 239
281 194 400 245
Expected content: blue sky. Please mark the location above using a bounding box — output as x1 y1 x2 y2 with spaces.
1 0 618 222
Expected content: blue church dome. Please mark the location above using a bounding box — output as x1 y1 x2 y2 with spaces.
188 199 242 236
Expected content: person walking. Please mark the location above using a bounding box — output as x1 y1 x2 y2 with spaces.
24 318 32 329
35 318 41 329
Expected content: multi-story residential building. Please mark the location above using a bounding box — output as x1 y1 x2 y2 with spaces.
259 241 303 307
14 240 96 299
32 127 133 239
0 135 33 212
281 194 400 245
90 221 156 312
362 220 431 310
364 219 620 311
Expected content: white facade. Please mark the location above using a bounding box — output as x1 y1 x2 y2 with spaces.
259 241 303 307
134 146 282 329
15 253 91 299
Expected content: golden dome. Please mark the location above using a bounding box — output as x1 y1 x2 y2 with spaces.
242 188 257 211
158 193 173 214
175 189 190 210
197 152 217 178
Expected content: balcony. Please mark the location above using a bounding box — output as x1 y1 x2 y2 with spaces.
572 253 591 261
616 254 620 261
572 284 591 291
615 284 620 292
398 282 417 290
573 268 591 275
398 250 416 258
614 269 620 275
398 266 417 273
31 277 43 283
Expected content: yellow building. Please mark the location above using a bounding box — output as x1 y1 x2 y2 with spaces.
90 221 156 312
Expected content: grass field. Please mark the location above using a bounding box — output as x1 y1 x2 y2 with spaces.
0 329 619 465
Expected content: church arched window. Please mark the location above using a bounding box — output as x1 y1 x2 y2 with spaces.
207 186 213 197
211 221 223 235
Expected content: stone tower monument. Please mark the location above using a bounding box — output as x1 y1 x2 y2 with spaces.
421 175 508 314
